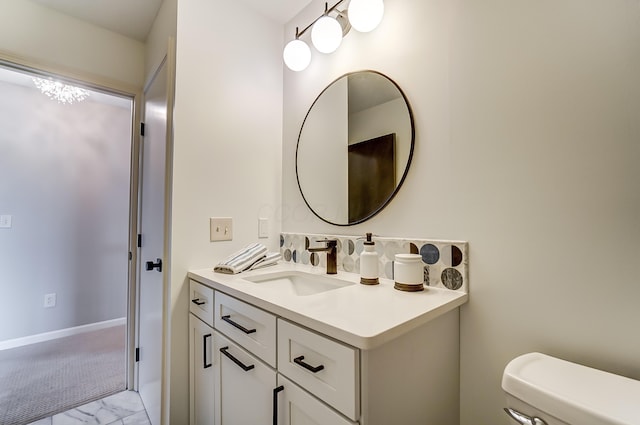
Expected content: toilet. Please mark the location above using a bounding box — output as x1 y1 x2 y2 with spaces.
502 352 640 425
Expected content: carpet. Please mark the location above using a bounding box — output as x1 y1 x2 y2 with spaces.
0 325 126 425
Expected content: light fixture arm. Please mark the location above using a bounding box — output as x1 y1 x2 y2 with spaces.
294 0 347 39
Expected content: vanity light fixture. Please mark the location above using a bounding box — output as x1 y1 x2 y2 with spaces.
283 0 384 72
32 77 90 104
283 38 312 71
348 0 384 32
311 14 343 54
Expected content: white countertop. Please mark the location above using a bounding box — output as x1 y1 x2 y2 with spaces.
188 263 468 350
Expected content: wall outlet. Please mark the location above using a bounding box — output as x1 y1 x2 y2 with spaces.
0 215 11 228
44 293 56 308
210 217 233 241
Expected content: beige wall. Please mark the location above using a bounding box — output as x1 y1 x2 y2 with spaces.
282 0 640 424
171 0 284 421
0 0 144 89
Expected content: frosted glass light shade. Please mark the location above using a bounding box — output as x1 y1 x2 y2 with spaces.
348 0 384 32
311 16 343 53
283 39 311 71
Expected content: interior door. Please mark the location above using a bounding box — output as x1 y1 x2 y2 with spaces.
137 53 172 425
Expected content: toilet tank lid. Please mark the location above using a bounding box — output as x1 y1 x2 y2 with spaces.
502 352 640 425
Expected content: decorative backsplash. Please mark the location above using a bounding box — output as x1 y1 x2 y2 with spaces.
280 233 469 293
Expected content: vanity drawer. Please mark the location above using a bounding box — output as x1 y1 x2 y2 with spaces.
277 319 360 421
189 280 214 326
214 291 277 367
276 375 357 425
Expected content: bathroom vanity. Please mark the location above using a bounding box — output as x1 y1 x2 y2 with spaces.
188 264 467 425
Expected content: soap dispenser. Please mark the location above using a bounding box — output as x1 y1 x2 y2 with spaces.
360 233 379 285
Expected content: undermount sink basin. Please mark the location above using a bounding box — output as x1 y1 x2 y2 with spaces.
242 271 355 296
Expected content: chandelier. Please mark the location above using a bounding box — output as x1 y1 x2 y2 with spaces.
32 77 90 104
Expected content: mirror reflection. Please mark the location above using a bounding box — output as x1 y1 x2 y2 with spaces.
296 71 414 225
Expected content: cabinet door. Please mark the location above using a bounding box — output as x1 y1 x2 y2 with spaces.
189 314 215 425
214 331 276 425
275 375 357 425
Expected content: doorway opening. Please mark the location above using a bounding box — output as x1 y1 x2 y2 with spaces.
0 61 136 425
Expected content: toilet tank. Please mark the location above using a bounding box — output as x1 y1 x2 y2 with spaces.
502 352 640 425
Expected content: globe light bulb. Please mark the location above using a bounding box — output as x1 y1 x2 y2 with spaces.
311 16 343 54
283 39 311 71
348 0 384 33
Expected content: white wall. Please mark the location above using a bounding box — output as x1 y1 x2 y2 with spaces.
0 0 144 89
171 0 284 421
145 0 177 83
0 78 132 341
283 0 640 424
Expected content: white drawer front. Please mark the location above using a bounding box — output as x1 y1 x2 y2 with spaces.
189 280 214 327
214 291 277 367
214 331 277 425
277 319 359 421
276 375 357 425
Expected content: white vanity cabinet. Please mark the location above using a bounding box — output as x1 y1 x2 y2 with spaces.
188 272 463 425
189 280 216 425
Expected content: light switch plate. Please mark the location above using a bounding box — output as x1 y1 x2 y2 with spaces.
210 217 233 241
0 215 11 228
258 218 268 238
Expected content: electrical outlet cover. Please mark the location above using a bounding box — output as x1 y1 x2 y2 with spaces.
44 293 56 308
0 215 12 228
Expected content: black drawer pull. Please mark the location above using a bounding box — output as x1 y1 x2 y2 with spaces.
203 334 212 369
191 298 206 306
220 346 254 372
273 385 284 425
221 315 256 334
293 355 324 373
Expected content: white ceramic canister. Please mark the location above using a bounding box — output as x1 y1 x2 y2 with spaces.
394 254 424 291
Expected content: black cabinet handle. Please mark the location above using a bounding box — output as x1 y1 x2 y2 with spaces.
220 346 254 371
145 258 162 272
293 356 324 373
191 299 206 306
203 334 212 369
272 385 284 425
221 315 256 334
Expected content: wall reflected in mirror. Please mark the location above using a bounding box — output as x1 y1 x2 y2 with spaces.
296 71 414 226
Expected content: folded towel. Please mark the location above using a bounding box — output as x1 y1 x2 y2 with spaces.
248 252 281 271
214 243 268 274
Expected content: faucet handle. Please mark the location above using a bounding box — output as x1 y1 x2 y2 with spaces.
315 238 337 247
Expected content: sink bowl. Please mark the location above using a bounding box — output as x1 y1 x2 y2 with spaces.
242 271 354 296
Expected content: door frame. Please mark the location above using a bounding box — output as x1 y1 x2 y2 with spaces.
135 37 176 425
0 49 143 390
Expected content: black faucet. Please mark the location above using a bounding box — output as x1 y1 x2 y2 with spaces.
308 239 337 274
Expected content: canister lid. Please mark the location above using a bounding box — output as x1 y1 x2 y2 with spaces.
395 253 421 262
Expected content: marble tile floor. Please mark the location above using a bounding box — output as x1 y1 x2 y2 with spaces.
26 390 150 425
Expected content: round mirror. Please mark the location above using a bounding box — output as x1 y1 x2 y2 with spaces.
296 71 415 225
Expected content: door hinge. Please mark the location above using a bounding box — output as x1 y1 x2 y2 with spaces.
135 347 140 362
140 122 145 137
137 234 142 247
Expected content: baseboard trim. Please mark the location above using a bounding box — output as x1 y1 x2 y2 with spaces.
0 317 126 351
